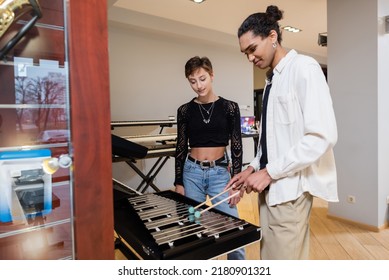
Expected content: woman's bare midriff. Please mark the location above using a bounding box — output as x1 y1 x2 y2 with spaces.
190 146 226 161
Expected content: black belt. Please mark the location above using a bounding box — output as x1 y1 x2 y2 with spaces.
187 155 229 168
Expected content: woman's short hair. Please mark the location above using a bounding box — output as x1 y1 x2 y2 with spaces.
185 56 213 78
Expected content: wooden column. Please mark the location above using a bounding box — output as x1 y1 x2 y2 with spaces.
67 0 114 259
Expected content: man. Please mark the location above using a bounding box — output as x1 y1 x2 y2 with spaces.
225 5 338 260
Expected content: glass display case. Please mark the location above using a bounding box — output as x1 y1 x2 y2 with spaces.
0 0 74 259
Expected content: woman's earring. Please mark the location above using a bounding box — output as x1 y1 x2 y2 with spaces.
272 42 277 48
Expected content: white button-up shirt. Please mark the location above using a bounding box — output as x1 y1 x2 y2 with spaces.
250 50 338 206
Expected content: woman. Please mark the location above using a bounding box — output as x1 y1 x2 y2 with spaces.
174 56 245 260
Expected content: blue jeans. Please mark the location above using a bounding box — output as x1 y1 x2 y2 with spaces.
183 156 246 260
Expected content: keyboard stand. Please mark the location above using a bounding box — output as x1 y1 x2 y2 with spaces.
125 150 173 193
126 159 161 193
111 120 177 194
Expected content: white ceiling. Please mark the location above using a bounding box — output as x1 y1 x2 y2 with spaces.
107 0 327 63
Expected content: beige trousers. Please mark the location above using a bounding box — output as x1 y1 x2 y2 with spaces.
259 191 313 260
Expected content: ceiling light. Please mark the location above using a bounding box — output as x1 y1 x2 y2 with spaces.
190 0 206 3
282 26 302 33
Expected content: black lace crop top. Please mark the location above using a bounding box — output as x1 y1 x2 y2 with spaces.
174 97 242 186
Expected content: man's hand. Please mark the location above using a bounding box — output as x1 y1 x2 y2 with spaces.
245 168 272 193
225 166 254 198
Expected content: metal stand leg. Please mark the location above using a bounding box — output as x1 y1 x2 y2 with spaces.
125 156 171 193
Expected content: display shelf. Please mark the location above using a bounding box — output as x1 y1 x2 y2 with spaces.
0 0 74 259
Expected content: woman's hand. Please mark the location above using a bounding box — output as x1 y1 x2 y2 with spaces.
175 184 185 196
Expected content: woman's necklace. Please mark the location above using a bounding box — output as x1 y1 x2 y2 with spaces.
198 101 215 124
199 101 215 115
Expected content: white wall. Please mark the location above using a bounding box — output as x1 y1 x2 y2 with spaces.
377 0 389 227
108 23 255 192
328 0 389 228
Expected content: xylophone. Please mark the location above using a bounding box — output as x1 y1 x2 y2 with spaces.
114 189 261 260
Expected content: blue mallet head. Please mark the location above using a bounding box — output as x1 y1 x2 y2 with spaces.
188 206 195 214
194 211 201 218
